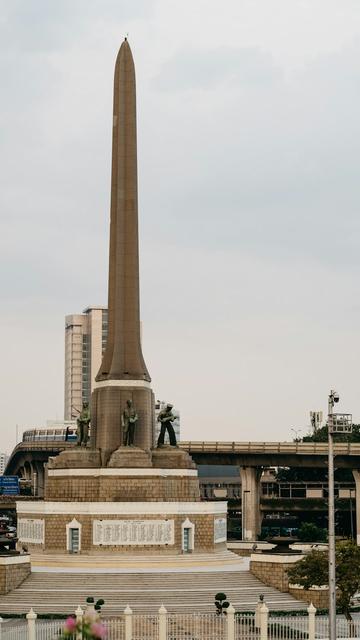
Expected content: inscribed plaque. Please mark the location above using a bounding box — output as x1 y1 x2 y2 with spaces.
93 519 174 545
214 517 227 543
18 518 45 544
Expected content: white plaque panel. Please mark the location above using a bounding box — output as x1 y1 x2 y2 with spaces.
93 519 175 546
18 518 44 544
214 517 227 543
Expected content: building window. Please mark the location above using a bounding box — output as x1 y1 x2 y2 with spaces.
181 518 195 553
66 518 82 554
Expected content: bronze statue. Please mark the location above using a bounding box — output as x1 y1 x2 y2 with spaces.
157 403 177 447
77 402 90 446
122 399 138 446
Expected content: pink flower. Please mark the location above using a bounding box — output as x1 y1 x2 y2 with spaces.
90 621 107 638
63 617 77 634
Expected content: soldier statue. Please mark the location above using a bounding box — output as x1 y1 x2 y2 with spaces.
157 403 177 447
122 399 138 446
77 402 90 446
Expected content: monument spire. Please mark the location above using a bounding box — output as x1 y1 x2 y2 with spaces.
98 38 150 383
91 39 154 463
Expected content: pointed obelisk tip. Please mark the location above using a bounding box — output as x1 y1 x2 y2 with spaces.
115 36 133 66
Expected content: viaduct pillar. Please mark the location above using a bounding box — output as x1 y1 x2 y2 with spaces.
240 466 262 541
352 470 360 545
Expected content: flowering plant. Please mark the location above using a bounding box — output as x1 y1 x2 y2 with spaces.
61 598 107 640
61 608 107 638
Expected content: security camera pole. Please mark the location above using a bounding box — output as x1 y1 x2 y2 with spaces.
327 390 352 640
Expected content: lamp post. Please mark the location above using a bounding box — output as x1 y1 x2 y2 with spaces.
327 390 352 640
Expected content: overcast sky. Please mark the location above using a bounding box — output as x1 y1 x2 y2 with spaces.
1 0 360 452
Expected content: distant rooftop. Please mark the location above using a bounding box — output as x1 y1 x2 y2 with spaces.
82 306 107 313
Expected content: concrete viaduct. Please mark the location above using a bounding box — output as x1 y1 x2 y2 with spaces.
5 440 360 543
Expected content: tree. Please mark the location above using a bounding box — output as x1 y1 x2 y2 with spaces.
287 542 360 620
297 522 327 542
302 424 360 444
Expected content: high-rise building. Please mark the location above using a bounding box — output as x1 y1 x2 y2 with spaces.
0 453 9 475
64 306 108 420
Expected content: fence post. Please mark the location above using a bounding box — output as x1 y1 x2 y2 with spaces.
255 596 264 629
158 604 167 640
26 608 37 640
124 605 133 640
260 602 269 640
75 606 84 640
307 602 316 640
227 604 235 640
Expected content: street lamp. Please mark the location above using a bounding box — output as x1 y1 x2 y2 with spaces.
327 390 352 640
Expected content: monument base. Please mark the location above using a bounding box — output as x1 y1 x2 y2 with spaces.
24 446 228 557
17 500 227 555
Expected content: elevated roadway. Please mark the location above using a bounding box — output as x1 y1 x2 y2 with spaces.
6 440 360 478
180 441 360 468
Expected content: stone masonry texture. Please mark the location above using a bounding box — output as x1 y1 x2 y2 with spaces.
0 560 31 595
20 513 226 554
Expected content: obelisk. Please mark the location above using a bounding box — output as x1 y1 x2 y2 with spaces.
91 39 154 464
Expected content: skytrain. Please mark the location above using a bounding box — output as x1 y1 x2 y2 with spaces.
22 427 78 443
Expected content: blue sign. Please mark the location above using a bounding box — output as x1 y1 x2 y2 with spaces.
0 476 19 495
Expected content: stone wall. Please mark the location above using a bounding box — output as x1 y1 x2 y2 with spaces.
0 556 31 594
19 511 227 555
289 586 330 609
250 554 303 592
45 475 201 502
250 554 331 608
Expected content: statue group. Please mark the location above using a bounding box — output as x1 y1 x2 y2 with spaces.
76 399 177 448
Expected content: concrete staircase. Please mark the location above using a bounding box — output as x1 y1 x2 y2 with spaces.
0 557 307 615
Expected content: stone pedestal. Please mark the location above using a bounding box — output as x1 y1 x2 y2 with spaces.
108 447 152 468
152 446 196 469
48 449 101 469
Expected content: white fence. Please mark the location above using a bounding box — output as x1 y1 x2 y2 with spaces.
1 603 360 640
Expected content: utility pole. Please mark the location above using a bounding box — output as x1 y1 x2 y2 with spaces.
327 390 352 640
328 391 337 640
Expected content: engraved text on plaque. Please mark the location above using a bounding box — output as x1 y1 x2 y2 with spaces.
93 519 175 546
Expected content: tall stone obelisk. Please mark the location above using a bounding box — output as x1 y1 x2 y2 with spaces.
91 39 154 464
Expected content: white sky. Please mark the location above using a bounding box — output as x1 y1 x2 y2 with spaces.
1 0 360 452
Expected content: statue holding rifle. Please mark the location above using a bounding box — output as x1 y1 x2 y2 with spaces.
157 403 177 447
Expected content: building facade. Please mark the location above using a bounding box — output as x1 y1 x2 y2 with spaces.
64 307 108 420
0 453 9 475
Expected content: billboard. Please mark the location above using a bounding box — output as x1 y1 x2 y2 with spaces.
0 476 20 495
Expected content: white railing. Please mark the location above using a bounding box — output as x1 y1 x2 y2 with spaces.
2 603 360 640
167 612 226 639
314 614 360 639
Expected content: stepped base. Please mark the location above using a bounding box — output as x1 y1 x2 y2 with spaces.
0 557 308 614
